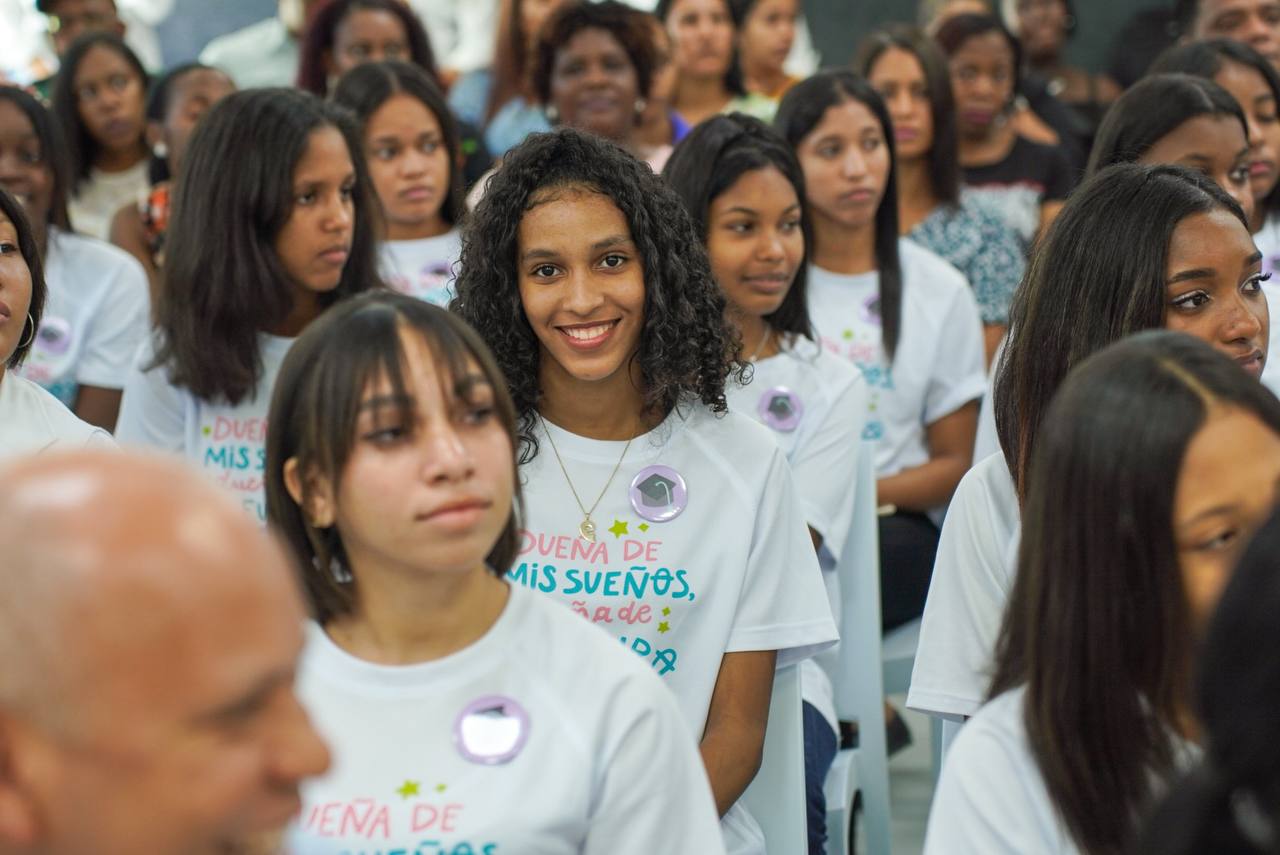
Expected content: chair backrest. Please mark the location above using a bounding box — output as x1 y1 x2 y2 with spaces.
833 440 894 854
741 664 807 851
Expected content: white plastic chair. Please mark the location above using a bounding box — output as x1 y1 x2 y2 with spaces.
824 441 893 855
741 663 807 853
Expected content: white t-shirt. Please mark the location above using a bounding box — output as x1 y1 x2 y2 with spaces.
724 337 867 737
68 160 151 242
907 452 1020 720
16 228 150 407
114 333 292 522
806 239 986 480
379 230 463 307
1253 211 1280 397
286 584 727 855
512 404 839 855
923 686 1078 855
0 370 114 458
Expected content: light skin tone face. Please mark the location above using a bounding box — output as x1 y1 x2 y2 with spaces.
518 189 646 395
706 166 803 327
868 46 934 162
795 98 890 233
273 126 356 301
1173 406 1280 631
0 452 331 855
738 0 797 80
157 68 235 178
0 211 33 371
1213 60 1280 206
1139 115 1255 225
549 27 640 143
667 0 734 81
364 93 451 242
73 44 147 164
326 8 410 79
1191 0 1280 69
46 0 123 57
1165 208 1269 377
289 332 515 587
948 30 1015 140
0 102 54 242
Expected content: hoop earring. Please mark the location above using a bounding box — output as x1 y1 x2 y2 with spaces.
634 97 647 115
545 104 559 123
18 314 34 349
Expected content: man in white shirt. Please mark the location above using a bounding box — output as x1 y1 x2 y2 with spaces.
200 0 324 88
0 450 331 854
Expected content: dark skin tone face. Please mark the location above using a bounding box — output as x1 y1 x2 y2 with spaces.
45 0 124 57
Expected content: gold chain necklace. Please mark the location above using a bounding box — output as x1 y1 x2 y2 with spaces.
541 417 633 543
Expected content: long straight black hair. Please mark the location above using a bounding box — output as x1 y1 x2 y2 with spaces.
1150 38 1280 218
0 188 47 369
774 70 903 361
856 24 962 208
991 330 1280 855
993 162 1248 497
49 32 149 193
154 88 381 405
663 112 813 338
1088 73 1249 176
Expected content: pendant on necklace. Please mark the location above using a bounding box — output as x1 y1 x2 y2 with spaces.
579 517 597 543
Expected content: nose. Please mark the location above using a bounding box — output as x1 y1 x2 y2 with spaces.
562 268 607 316
420 420 474 483
841 146 868 180
400 146 429 178
268 692 332 787
323 190 354 233
1243 12 1275 46
887 89 913 120
755 226 786 262
1222 292 1266 347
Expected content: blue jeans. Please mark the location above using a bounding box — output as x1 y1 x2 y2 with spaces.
803 701 838 855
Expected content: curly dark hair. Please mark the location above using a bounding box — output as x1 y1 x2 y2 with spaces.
451 128 743 463
531 1 658 105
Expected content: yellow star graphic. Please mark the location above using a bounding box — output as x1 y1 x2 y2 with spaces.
608 519 628 538
435 783 448 794
658 621 670 633
661 607 671 616
396 780 421 799
638 523 649 532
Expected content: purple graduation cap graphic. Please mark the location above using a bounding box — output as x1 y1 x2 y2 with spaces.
629 465 688 523
758 386 803 432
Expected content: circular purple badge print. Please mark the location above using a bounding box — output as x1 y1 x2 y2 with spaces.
34 315 73 356
454 696 530 765
758 386 803 432
629 465 688 523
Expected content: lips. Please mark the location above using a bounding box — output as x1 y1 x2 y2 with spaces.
578 93 621 113
419 498 492 526
556 319 620 350
742 272 791 294
1236 349 1266 377
837 188 877 206
1251 160 1275 178
101 118 134 140
0 298 11 322
317 245 350 266
895 127 920 142
960 109 995 126
400 185 435 202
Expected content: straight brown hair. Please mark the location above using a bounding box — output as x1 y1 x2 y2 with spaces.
265 292 523 623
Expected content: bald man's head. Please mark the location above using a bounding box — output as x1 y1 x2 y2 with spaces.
0 451 329 855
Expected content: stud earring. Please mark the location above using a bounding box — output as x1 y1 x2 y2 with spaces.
545 104 560 123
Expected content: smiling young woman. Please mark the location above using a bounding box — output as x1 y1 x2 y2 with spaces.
453 128 837 855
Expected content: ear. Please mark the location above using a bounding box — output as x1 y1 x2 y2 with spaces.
284 457 335 529
0 716 45 846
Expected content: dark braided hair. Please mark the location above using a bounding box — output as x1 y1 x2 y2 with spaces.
451 128 744 462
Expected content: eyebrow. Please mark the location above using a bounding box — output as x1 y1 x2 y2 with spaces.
720 203 801 216
195 665 294 725
455 373 493 397
592 234 633 251
1168 250 1265 285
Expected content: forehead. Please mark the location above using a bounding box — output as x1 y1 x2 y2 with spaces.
1167 208 1255 270
0 100 37 136
1202 0 1278 18
562 25 628 55
1142 114 1247 163
294 125 354 177
74 44 133 81
171 68 234 100
870 46 926 81
518 188 632 250
952 30 1013 61
360 327 488 405
1176 407 1280 517
368 93 441 134
671 0 728 18
810 98 882 138
338 6 407 37
712 165 799 211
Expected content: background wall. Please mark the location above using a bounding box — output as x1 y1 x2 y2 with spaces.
804 0 1174 73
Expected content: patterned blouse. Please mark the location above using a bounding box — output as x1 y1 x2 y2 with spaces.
909 197 1026 325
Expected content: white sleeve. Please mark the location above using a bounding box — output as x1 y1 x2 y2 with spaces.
583 672 727 855
923 282 986 426
727 447 838 666
924 711 1065 854
74 255 151 390
908 458 1017 719
114 340 188 452
791 375 867 562
444 0 497 72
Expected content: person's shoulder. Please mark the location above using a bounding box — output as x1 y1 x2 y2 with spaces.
898 237 969 295
51 227 147 278
681 400 787 459
0 373 113 451
200 17 284 59
1012 134 1073 170
783 337 866 399
509 586 678 702
951 686 1031 759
